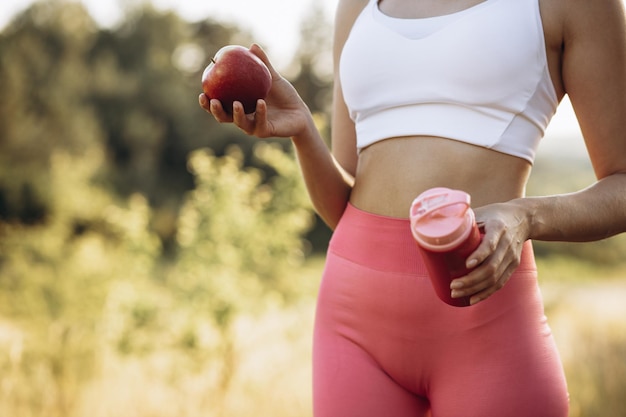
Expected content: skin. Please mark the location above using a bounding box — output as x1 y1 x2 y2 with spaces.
199 0 626 305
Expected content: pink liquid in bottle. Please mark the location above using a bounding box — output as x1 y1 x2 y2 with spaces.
409 188 482 307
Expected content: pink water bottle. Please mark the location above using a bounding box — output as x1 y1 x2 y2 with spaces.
409 188 482 307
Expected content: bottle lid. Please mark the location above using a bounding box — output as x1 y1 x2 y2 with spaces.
409 187 474 251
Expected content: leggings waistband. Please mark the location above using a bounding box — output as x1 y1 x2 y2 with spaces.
329 203 536 275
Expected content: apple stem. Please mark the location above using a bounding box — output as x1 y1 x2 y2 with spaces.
211 58 216 64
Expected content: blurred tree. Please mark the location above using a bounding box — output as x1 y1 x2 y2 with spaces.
0 1 102 224
288 3 333 118
285 3 335 250
0 1 281 250
86 7 252 209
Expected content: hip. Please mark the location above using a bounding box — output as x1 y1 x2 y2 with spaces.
318 203 545 336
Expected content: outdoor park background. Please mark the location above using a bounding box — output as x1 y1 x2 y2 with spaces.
0 1 625 416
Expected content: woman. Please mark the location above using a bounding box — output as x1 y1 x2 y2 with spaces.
200 0 626 415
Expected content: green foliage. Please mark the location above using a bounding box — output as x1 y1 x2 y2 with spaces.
0 1 318 404
175 144 312 318
0 143 312 415
0 149 159 417
0 2 103 222
0 0 334 249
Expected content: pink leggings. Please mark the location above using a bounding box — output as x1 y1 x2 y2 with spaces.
313 204 569 417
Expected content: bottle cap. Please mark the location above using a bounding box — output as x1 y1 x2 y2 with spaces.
410 187 475 252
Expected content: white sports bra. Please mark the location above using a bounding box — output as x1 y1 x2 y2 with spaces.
339 0 559 163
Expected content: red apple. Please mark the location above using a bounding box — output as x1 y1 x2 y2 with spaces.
201 45 272 114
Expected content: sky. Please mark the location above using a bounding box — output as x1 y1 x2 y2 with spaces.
0 0 586 157
0 0 338 68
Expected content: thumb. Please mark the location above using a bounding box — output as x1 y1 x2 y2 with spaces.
249 43 279 78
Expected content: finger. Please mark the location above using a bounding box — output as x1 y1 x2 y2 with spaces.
450 261 499 299
468 261 519 305
210 99 233 123
451 237 521 300
252 99 272 137
199 93 210 111
465 230 499 269
451 238 507 295
232 101 252 132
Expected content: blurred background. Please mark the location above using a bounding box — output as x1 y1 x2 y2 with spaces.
0 1 624 416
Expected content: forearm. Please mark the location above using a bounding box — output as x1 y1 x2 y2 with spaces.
518 173 626 242
291 117 354 230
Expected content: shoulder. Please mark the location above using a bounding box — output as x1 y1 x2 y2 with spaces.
552 0 626 43
540 0 626 92
333 0 370 61
335 0 370 26
563 0 625 26
540 0 625 40
557 0 626 92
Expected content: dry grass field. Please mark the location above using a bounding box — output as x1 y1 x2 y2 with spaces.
0 256 624 417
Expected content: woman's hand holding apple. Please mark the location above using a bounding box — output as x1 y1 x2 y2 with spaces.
199 44 313 140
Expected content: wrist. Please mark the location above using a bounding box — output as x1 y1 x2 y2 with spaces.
509 197 537 241
291 111 319 146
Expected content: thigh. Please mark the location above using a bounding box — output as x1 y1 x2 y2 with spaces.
313 324 430 417
312 252 431 417
429 273 570 417
431 336 569 416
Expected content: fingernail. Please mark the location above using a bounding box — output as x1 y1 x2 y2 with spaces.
450 281 463 290
467 259 478 268
470 297 480 305
451 290 462 298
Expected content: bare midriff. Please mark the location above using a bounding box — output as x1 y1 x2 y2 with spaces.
349 135 532 218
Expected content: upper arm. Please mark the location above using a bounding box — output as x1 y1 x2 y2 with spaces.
562 0 626 178
330 0 368 177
